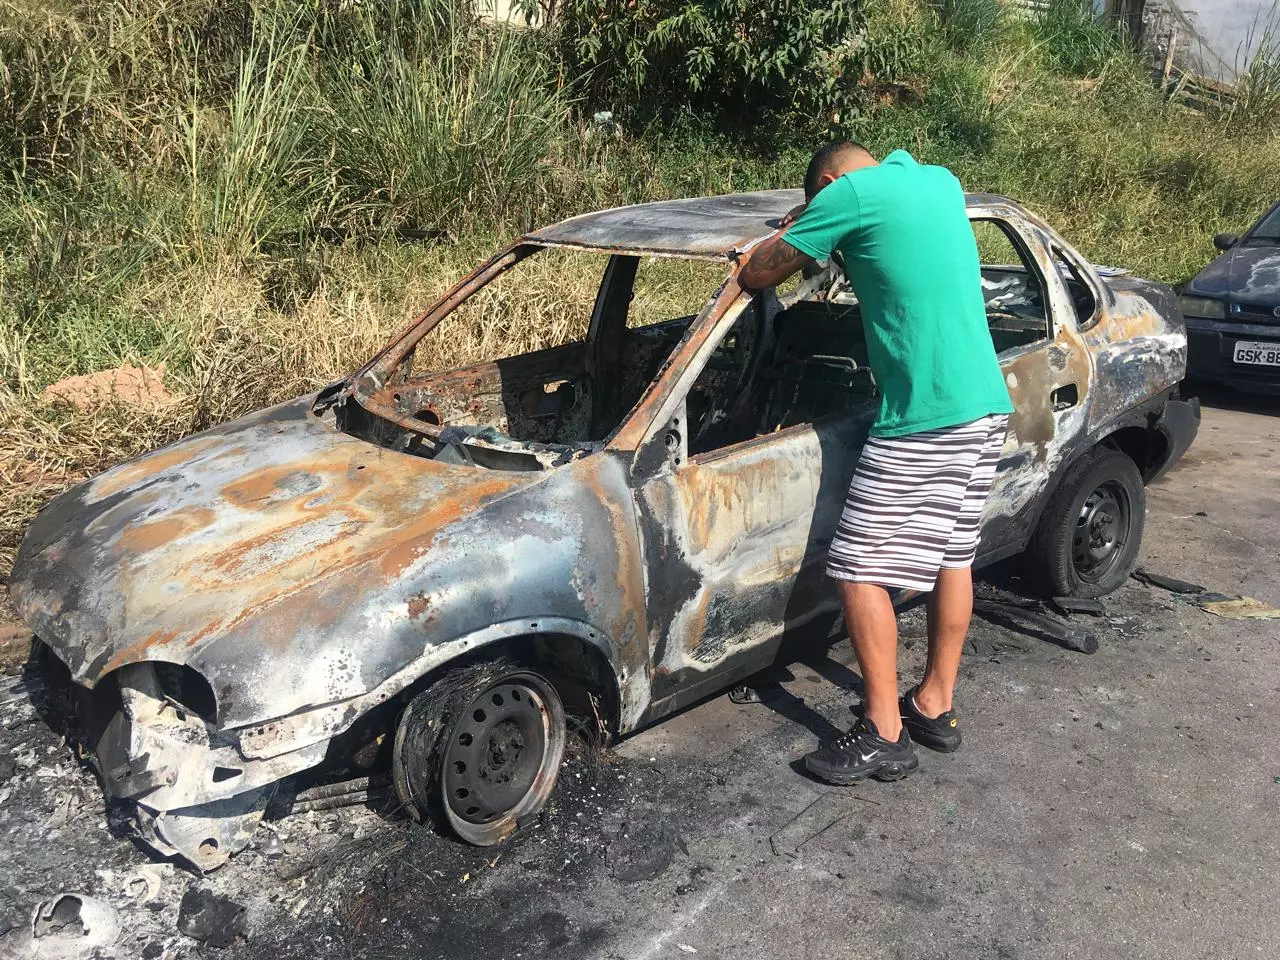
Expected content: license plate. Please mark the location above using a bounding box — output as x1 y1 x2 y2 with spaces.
1233 340 1280 366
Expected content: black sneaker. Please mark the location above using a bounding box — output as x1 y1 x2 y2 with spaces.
804 717 918 785
899 687 961 753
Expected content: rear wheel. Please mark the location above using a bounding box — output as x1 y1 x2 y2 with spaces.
1028 448 1145 598
392 658 566 845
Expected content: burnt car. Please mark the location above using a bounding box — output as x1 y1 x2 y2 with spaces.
1180 199 1280 390
9 190 1199 871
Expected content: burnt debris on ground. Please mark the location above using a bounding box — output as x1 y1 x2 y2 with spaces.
1130 567 1280 619
0 650 712 959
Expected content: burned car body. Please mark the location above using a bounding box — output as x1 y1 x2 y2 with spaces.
10 191 1198 870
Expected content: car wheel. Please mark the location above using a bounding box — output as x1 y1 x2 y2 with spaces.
1028 448 1145 598
392 657 567 846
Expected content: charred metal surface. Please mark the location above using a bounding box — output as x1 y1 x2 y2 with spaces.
522 189 1011 260
1084 274 1187 431
526 191 807 258
9 188 1193 870
10 397 649 866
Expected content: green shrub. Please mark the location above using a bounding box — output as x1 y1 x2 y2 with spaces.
553 0 866 129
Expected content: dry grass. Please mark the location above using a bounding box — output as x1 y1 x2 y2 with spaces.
1 241 453 577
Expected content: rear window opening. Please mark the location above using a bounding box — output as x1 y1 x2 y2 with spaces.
971 219 1052 354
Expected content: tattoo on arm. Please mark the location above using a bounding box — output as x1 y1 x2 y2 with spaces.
741 235 813 290
757 239 805 271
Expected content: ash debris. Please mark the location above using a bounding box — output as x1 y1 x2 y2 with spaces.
0 657 706 959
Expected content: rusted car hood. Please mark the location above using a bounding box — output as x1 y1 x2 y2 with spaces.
10 396 543 712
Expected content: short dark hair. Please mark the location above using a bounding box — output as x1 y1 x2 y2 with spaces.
804 141 873 200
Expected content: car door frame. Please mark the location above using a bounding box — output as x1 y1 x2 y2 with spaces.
617 282 798 718
967 203 1097 564
617 272 886 719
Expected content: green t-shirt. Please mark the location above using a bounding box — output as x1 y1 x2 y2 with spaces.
782 150 1013 437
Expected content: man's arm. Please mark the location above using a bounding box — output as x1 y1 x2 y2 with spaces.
738 232 816 292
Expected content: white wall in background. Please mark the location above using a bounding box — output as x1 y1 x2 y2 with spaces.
477 0 542 27
1142 0 1275 80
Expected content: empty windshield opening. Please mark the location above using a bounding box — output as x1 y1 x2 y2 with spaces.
346 246 730 465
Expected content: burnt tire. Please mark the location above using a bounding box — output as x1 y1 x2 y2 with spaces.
1027 448 1145 599
392 657 566 846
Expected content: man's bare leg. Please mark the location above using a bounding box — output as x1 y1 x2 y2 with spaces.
914 565 973 718
839 581 902 740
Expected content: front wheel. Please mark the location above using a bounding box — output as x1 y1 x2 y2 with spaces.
1027 448 1145 598
392 658 567 846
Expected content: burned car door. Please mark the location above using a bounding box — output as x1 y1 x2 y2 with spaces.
631 212 1096 718
631 291 879 716
970 211 1095 552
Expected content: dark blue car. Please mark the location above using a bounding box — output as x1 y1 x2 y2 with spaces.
1181 200 1280 391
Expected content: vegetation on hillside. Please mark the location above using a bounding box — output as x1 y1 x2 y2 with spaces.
1 0 1278 573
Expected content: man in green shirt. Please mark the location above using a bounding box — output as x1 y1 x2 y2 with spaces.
740 141 1013 785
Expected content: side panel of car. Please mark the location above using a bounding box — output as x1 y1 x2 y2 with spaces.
1082 275 1187 435
357 450 657 733
632 409 871 720
228 448 660 742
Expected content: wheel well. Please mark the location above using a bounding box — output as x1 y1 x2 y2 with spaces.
1100 424 1169 481
524 633 621 740
320 632 622 775
395 634 621 738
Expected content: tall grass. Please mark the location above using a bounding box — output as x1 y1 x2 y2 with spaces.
183 9 315 256
929 0 1006 53
1032 0 1138 79
1225 4 1280 129
319 2 572 234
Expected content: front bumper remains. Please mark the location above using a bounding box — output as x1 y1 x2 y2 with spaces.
94 663 329 871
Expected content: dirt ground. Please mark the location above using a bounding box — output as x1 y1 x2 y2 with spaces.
1 391 1278 960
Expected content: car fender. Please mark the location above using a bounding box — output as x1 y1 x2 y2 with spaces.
233 615 633 761
978 388 1197 566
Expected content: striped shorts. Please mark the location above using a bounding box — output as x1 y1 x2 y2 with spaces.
826 414 1010 592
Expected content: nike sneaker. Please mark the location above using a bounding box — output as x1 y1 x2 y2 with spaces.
804 717 918 785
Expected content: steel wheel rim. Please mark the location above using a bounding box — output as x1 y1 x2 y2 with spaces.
1071 479 1132 583
441 672 564 843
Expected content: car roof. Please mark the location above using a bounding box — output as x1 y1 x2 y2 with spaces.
523 189 1013 259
